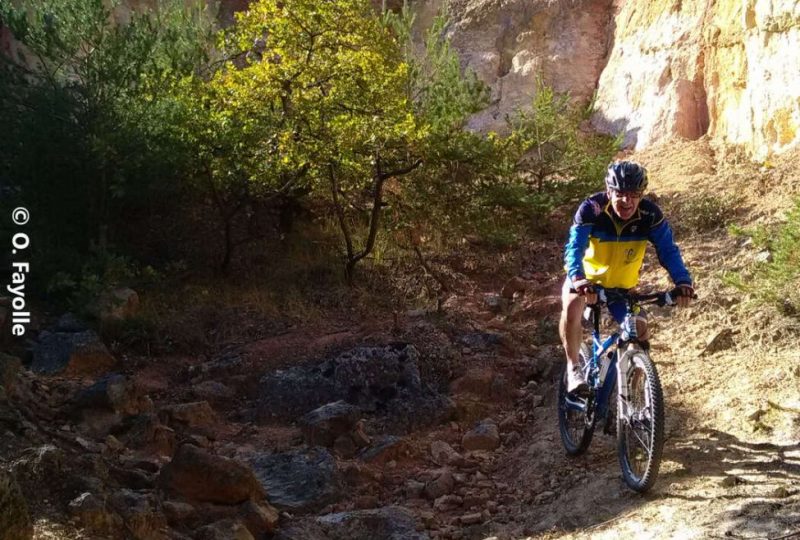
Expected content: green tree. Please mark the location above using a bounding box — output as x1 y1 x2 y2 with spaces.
0 0 212 278
192 0 427 282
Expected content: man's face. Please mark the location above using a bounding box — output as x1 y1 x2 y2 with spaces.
608 188 643 221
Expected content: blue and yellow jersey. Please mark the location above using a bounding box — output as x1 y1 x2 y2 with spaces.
564 192 692 289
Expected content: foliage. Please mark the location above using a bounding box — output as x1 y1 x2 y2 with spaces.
0 0 213 285
674 193 737 234
729 200 800 316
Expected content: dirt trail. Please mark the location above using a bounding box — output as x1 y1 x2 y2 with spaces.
483 139 800 540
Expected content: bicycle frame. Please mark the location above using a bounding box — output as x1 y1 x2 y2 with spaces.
564 303 620 420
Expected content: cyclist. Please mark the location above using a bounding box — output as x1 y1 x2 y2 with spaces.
560 160 694 394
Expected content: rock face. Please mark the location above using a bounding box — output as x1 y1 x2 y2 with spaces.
439 0 800 158
590 0 800 158
444 0 615 133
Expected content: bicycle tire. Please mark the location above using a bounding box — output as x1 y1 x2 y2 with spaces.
557 344 595 456
616 350 665 492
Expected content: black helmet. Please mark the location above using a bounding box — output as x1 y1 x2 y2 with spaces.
605 160 648 192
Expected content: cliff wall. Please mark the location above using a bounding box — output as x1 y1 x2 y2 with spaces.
447 0 800 159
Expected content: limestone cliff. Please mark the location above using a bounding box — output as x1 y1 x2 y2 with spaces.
444 0 800 159
442 0 615 133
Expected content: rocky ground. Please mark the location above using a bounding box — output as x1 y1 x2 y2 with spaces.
1 138 799 540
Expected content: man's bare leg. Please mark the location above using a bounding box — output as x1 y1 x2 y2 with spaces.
559 279 588 392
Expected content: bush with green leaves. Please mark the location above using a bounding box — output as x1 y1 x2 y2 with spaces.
0 0 213 291
729 200 800 315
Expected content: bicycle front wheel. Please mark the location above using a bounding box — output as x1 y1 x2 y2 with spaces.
617 350 664 492
557 344 595 456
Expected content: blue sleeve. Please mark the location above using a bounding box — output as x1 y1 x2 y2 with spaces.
648 219 692 286
564 224 591 280
564 198 597 280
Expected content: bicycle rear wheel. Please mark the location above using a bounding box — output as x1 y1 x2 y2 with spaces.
557 344 595 455
617 350 664 492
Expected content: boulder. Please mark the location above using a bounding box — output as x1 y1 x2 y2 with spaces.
158 444 264 504
462 420 501 451
249 447 341 514
301 401 361 447
32 330 116 375
429 441 463 466
258 344 454 433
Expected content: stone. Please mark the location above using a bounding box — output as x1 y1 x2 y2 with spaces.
315 506 429 540
0 469 33 539
73 373 142 415
358 435 407 465
258 344 454 433
405 480 425 499
160 401 218 431
249 447 341 514
107 489 167 540
755 250 773 263
450 369 494 398
433 494 462 511
424 470 455 500
457 333 502 351
163 500 196 525
430 441 463 466
238 499 280 536
333 435 358 458
459 512 483 525
11 445 65 481
701 329 735 356
301 401 360 447
158 444 265 504
195 519 255 540
95 287 140 321
68 492 121 533
113 413 176 457
503 431 521 447
462 420 500 451
193 381 235 403
32 330 116 375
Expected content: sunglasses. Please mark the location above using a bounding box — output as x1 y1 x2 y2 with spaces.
610 189 644 199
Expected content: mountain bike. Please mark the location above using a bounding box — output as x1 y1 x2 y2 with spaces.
556 286 693 492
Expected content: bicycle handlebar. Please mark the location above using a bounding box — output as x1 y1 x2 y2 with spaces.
591 286 697 308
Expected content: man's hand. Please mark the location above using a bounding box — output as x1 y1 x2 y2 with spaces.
675 284 695 308
572 278 598 305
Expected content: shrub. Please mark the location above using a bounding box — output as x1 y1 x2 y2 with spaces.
728 199 800 316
